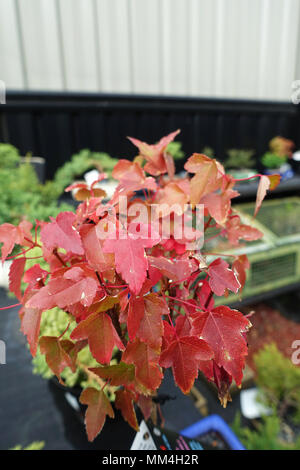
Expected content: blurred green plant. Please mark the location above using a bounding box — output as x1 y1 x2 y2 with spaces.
0 143 20 169
166 141 185 160
254 343 300 423
261 152 287 169
52 149 118 196
232 344 300 450
201 146 215 158
262 136 294 169
232 413 300 450
225 149 256 169
10 441 45 450
0 144 72 226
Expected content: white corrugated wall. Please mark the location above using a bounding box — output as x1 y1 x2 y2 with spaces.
0 0 299 100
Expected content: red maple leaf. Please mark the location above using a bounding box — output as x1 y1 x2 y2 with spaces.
208 258 240 296
122 339 162 391
80 223 115 279
115 389 139 431
19 306 42 357
225 215 263 245
148 255 197 281
255 174 280 216
23 263 48 288
160 335 213 394
71 311 124 364
41 212 84 255
9 257 26 300
191 305 251 385
80 388 114 442
89 362 135 387
136 294 166 351
39 336 76 380
128 130 180 176
0 220 33 261
27 266 99 311
103 224 159 294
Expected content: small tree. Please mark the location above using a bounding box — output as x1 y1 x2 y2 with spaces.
0 131 280 441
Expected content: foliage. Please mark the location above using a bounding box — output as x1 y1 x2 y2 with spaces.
262 152 287 169
225 149 256 169
1 131 280 441
269 136 294 158
166 141 185 160
254 343 300 423
262 136 294 169
0 149 72 226
232 413 300 450
52 149 118 197
10 441 45 450
32 307 117 397
232 343 300 450
0 143 21 169
201 147 214 158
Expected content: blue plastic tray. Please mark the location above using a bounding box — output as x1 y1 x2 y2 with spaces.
180 414 245 450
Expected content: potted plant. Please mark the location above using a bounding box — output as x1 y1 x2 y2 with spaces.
262 136 294 180
0 142 46 183
233 343 300 450
0 130 280 442
201 147 215 158
52 149 119 202
225 149 257 180
0 145 72 290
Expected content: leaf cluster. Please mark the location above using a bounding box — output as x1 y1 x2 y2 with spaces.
225 149 256 169
1 131 280 441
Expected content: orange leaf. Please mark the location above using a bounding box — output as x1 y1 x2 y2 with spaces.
80 388 114 441
115 389 139 431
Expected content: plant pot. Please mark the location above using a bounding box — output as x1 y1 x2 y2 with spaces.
20 156 46 183
227 169 257 181
48 377 137 449
291 152 300 175
264 163 294 181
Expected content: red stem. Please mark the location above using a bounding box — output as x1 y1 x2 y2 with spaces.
0 302 21 311
58 322 71 340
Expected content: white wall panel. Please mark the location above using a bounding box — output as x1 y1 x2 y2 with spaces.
17 0 64 90
95 0 132 92
0 0 24 88
58 0 99 91
129 0 162 94
161 0 190 95
0 0 300 100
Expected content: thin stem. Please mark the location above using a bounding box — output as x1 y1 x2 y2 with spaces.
234 173 261 182
204 216 212 232
164 294 205 313
204 231 222 243
169 276 190 287
5 247 32 260
58 321 71 340
53 249 67 267
0 302 21 311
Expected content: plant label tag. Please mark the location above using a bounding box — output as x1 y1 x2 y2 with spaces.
130 420 157 450
130 420 205 450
